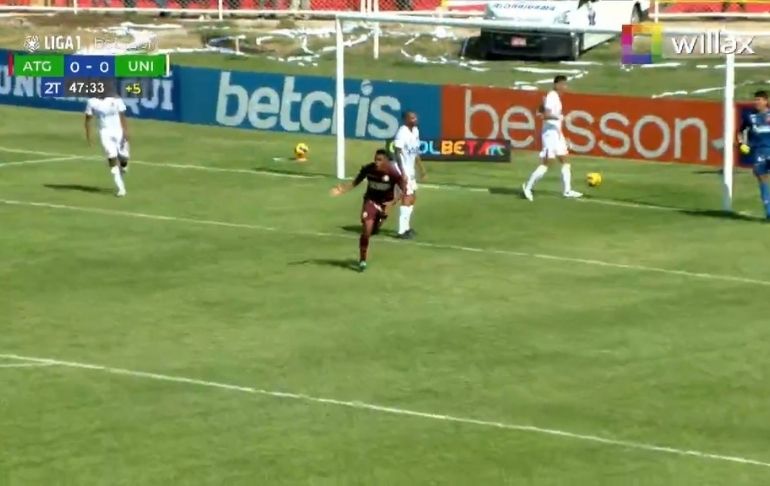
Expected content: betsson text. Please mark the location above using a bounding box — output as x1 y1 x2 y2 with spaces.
215 72 400 138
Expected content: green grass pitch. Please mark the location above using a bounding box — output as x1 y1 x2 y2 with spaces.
1 101 770 485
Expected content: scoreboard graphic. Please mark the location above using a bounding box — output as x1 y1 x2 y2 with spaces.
7 52 169 98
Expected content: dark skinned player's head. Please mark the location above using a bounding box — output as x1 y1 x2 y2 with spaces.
553 75 568 93
754 90 768 111
403 111 418 128
374 148 391 165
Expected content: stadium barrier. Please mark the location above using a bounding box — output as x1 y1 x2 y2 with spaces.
4 1 770 20
0 0 481 17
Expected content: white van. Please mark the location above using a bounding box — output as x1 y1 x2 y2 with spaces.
478 0 650 60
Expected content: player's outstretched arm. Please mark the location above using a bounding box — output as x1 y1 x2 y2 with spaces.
736 114 750 146
330 182 354 196
331 166 367 196
394 147 405 174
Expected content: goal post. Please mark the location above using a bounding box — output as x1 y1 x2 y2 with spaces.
333 13 765 211
723 51 736 211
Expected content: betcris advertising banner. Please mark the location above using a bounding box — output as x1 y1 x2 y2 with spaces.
0 49 179 121
178 66 441 139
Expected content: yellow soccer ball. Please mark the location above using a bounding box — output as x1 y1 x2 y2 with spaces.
739 144 750 155
586 172 602 187
294 143 309 160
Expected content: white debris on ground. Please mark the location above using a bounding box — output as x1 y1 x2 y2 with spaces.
77 21 183 54
68 20 770 96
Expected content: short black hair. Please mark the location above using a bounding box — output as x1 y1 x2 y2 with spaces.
554 75 567 84
402 111 415 119
755 90 768 100
375 148 392 160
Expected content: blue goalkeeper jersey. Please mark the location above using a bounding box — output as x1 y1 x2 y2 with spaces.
741 108 770 154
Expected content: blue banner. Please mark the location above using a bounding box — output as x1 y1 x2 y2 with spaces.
177 66 441 139
1 50 441 141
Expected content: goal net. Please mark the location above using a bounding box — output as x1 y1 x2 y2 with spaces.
326 13 770 212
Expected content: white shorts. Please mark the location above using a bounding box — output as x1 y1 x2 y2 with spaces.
99 130 130 160
395 175 417 197
539 130 568 159
392 162 418 196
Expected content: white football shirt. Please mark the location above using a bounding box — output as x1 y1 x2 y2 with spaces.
394 125 420 177
542 90 563 132
85 97 126 132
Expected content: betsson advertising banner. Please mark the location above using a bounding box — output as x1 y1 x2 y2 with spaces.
441 85 728 166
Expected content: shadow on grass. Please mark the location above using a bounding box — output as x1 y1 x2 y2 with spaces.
340 224 398 238
679 209 762 222
289 258 360 272
44 183 112 194
692 169 723 175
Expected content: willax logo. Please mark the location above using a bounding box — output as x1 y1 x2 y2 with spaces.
24 35 40 53
621 24 755 64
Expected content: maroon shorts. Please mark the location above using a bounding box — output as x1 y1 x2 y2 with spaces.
361 199 386 222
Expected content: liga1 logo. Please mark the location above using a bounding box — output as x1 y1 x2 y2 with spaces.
386 139 511 162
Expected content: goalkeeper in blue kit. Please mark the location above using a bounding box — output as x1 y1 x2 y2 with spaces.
737 90 770 219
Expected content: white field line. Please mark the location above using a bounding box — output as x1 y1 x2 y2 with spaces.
0 353 768 469
0 362 57 368
0 156 79 168
2 198 769 287
0 145 696 214
0 145 320 180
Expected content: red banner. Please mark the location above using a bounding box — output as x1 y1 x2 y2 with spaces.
663 0 770 13
441 85 725 165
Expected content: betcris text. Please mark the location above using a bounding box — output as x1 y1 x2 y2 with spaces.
213 71 441 139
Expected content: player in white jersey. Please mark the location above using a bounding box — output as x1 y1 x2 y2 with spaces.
522 75 582 201
392 111 427 239
84 93 130 197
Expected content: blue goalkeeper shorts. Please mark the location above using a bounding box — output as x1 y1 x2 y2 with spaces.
751 148 770 176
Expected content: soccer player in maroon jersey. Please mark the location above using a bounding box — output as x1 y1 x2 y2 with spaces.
331 149 406 271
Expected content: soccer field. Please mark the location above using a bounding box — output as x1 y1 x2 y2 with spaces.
2 105 770 485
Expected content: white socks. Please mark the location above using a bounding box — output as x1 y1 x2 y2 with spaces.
561 164 572 194
110 165 126 195
525 164 548 190
398 205 413 234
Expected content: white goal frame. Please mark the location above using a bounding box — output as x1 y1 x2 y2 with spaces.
333 12 767 211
